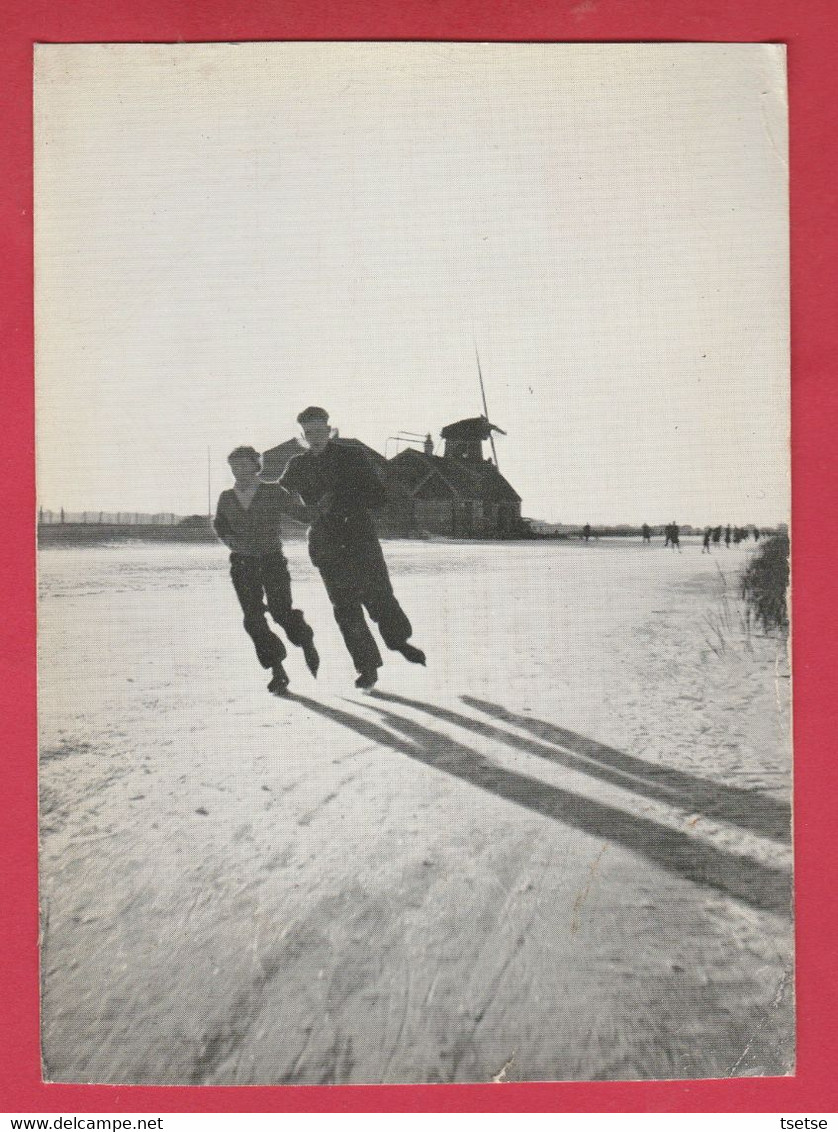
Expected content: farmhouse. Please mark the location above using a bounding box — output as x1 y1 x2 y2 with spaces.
387 416 523 537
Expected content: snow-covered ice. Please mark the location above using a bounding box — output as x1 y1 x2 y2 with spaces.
37 536 793 1084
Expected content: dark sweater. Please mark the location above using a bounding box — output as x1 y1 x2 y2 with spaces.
213 483 305 556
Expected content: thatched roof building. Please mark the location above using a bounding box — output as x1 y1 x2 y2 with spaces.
387 416 522 537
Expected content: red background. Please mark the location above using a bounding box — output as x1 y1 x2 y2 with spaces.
2 0 835 1114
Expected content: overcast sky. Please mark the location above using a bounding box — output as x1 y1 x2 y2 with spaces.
35 42 788 525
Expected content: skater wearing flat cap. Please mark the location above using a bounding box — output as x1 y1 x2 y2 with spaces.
280 408 426 689
214 445 319 695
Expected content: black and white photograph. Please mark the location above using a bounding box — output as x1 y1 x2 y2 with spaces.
35 42 792 1085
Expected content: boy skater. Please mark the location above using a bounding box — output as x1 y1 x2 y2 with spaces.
214 446 319 694
280 407 425 690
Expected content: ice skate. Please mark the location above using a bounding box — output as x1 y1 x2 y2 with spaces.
354 668 378 690
397 643 426 666
301 635 320 678
267 661 290 695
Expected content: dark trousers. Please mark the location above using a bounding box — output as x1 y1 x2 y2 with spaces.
229 552 312 669
318 538 412 673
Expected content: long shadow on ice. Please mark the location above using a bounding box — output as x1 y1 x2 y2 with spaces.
291 694 791 917
368 691 790 845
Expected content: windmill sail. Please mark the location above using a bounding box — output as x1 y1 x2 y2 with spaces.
474 346 500 470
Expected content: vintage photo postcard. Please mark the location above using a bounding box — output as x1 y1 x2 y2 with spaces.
35 42 791 1085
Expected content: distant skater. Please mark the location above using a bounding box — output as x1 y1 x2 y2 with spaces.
583 523 591 542
280 407 425 690
668 522 681 552
725 524 732 548
712 525 722 547
642 523 652 544
702 527 712 553
214 446 319 695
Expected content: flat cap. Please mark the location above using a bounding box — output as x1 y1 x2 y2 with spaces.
296 406 329 425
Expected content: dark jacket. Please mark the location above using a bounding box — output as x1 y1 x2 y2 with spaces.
280 442 385 568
